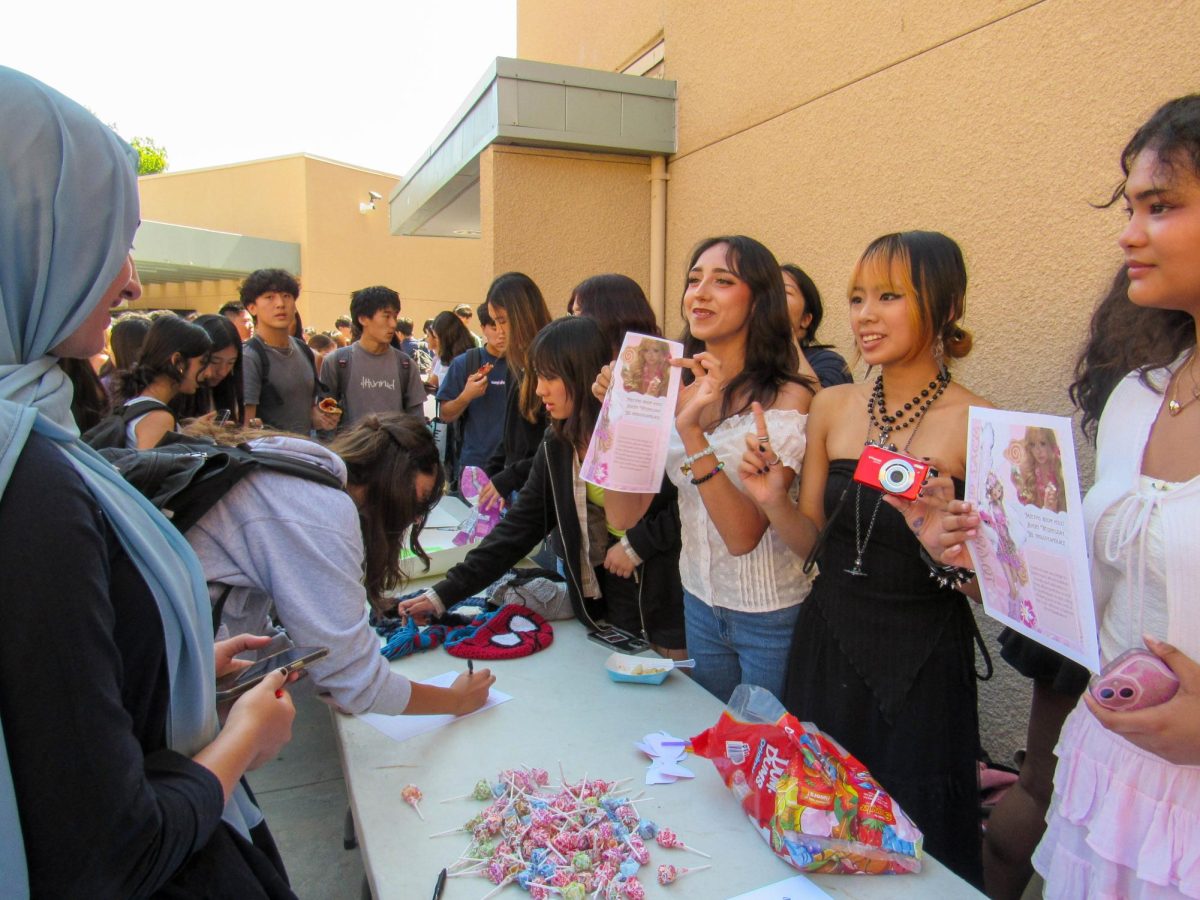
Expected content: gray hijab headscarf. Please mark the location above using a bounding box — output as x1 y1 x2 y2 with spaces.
0 67 258 896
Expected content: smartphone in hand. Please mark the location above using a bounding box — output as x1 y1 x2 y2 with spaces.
216 646 329 702
1088 648 1180 711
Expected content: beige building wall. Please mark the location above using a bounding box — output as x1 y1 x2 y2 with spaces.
136 155 484 332
516 0 1200 427
481 145 651 315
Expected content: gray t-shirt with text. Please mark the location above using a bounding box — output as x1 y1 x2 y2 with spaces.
321 343 424 428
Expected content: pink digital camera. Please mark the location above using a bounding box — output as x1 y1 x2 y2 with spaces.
852 446 937 502
1088 649 1180 712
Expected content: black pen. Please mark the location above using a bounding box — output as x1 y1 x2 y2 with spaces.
432 866 447 900
467 659 474 676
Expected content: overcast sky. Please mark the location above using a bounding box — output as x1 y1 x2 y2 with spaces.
3 0 516 177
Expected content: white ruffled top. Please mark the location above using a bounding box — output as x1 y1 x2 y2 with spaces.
666 407 812 613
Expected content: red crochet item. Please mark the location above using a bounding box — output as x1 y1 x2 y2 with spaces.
444 605 553 660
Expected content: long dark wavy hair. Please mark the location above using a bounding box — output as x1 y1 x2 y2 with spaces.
529 317 609 453
571 273 659 357
330 413 445 611
679 235 812 423
115 315 211 404
1072 95 1200 440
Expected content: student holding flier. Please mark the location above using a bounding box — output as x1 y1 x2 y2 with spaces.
601 236 815 704
923 96 1200 900
738 231 989 887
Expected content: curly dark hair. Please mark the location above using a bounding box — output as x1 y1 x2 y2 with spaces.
679 236 813 424
1070 96 1200 441
239 268 300 307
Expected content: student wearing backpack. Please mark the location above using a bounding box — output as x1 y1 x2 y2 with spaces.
0 66 299 899
92 314 212 449
320 285 425 429
186 413 495 717
436 301 509 486
241 268 340 435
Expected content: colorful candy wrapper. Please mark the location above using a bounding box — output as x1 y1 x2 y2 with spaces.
401 783 424 820
689 685 923 875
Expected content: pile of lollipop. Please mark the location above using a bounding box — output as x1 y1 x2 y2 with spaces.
432 766 710 898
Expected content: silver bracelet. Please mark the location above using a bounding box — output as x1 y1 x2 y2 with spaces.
618 535 643 567
680 445 716 476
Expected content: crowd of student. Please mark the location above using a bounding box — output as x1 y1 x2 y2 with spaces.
2 64 1198 900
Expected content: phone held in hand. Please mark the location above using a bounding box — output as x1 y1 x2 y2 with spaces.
587 626 650 655
1088 648 1180 711
215 646 329 702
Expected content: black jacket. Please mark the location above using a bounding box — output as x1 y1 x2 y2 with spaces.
483 373 548 498
435 429 685 648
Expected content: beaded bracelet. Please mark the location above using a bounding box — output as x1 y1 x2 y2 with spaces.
690 460 725 485
679 445 716 476
919 545 975 590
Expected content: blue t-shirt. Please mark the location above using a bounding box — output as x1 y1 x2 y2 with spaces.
437 348 509 472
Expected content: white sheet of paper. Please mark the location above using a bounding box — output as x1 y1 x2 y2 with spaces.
581 332 682 493
725 873 831 899
965 408 1101 672
356 671 512 743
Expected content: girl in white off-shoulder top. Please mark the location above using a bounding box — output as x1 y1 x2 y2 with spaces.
605 235 816 702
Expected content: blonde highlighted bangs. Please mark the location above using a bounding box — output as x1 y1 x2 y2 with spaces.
847 239 933 362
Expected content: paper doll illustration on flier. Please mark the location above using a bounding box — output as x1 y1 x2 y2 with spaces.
621 338 671 398
1013 426 1067 513
978 472 1036 627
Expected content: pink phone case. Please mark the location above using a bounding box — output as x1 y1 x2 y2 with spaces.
1088 648 1180 711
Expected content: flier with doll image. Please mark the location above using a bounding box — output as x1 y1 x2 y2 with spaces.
581 332 683 493
965 407 1100 672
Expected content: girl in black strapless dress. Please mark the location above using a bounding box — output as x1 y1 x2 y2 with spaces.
738 231 990 888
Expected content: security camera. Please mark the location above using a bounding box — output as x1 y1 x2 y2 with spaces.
367 190 383 201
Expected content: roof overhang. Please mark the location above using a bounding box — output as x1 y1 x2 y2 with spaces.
390 57 676 238
132 220 301 283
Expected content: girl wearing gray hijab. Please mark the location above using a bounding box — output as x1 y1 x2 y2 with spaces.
0 68 298 897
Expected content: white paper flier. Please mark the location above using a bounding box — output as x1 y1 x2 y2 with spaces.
580 332 682 493
965 408 1101 672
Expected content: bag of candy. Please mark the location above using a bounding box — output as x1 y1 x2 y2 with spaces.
689 685 922 875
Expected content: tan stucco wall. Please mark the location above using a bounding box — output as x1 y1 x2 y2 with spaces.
136 156 483 331
515 0 1200 425
511 0 1200 761
517 0 664 71
481 145 651 315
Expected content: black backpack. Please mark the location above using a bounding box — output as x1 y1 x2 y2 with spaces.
82 398 175 450
244 335 325 409
99 431 344 534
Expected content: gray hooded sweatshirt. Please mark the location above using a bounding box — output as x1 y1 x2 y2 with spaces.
187 435 412 715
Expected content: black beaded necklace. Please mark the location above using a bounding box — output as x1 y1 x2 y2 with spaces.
845 367 951 577
867 367 951 451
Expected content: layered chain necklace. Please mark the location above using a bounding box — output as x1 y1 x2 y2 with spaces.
846 368 951 577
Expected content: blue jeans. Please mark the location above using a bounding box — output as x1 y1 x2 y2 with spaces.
683 589 800 704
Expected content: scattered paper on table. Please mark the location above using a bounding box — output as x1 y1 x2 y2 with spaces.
635 731 694 785
357 671 511 743
725 873 831 899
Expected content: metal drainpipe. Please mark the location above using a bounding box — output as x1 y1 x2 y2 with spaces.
649 155 669 327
